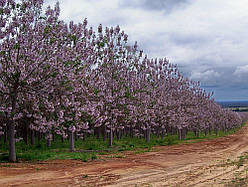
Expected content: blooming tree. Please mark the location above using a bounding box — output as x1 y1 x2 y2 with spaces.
0 0 90 160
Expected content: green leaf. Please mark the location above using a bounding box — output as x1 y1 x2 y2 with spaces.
71 35 77 42
21 4 27 12
20 80 27 86
39 16 47 20
44 25 51 35
11 3 15 9
49 37 55 44
10 112 15 118
13 43 20 50
65 61 73 67
0 8 4 15
99 42 105 47
0 51 5 56
11 72 20 79
94 88 99 95
50 72 58 78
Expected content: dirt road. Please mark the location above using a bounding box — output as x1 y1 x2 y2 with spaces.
1 124 248 186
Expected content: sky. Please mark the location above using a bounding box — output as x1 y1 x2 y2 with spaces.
46 0 248 101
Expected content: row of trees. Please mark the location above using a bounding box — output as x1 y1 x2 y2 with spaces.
0 0 246 162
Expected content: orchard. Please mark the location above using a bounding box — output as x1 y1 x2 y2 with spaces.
0 0 246 162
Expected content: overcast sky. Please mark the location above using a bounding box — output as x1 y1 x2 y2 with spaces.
47 0 248 101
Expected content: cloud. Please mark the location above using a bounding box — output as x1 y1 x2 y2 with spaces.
46 0 126 26
119 0 191 13
232 65 248 86
233 65 248 76
190 70 221 85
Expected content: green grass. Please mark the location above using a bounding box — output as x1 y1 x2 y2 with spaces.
0 124 244 163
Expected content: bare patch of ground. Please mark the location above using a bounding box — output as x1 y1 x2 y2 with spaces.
1 124 248 186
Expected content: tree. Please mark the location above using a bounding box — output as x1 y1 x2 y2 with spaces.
0 0 89 161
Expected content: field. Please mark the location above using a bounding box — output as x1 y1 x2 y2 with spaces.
217 101 248 112
1 123 248 186
231 107 248 112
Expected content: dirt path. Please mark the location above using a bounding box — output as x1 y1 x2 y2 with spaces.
1 124 248 187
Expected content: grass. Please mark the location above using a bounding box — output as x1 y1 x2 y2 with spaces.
0 124 244 163
105 154 126 159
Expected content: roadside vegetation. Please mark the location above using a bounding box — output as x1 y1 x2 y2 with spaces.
0 123 245 162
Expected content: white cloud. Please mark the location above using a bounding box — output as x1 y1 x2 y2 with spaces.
190 70 221 84
233 65 248 76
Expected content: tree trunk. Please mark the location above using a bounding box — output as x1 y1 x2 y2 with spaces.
161 128 165 140
30 130 35 145
97 127 100 139
130 127 134 138
204 129 208 136
125 127 129 137
8 91 18 162
4 126 7 143
182 128 186 140
117 129 120 139
69 131 75 152
116 130 120 141
46 138 51 147
178 128 182 140
52 132 55 141
156 127 160 138
8 121 16 162
75 133 78 141
146 128 151 143
194 129 200 137
165 127 169 136
215 128 218 136
208 127 211 135
224 125 227 133
102 125 106 141
108 128 113 147
23 124 28 145
37 132 41 147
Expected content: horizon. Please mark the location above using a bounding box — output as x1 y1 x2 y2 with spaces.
216 100 248 102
